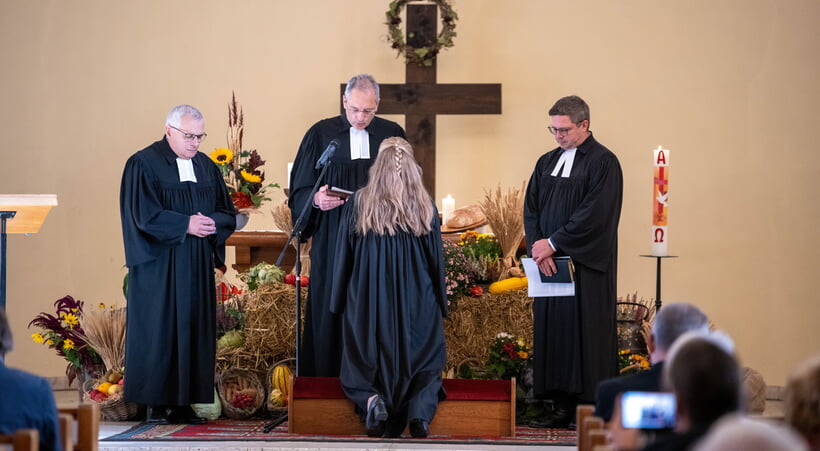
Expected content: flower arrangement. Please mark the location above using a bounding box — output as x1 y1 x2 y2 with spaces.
486 332 531 380
29 295 103 384
619 349 651 374
442 239 481 299
210 93 278 212
385 0 458 67
457 230 503 283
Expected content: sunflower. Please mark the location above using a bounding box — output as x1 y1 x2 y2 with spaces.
63 338 75 351
240 170 262 183
210 148 234 165
31 333 45 344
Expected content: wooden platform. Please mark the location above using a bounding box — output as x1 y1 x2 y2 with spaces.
287 377 515 437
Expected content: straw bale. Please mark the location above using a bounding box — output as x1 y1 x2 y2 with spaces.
444 290 533 372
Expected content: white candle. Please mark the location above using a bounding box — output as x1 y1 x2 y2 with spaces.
651 146 669 256
442 194 455 226
287 162 293 190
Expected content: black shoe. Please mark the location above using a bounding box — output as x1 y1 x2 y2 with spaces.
365 396 388 437
146 405 170 425
383 419 405 438
409 419 429 438
169 406 208 425
527 405 572 429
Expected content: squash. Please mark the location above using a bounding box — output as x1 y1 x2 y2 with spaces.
488 277 528 294
271 365 293 398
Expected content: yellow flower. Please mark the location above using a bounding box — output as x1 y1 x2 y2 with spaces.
31 333 45 343
241 170 262 183
63 313 79 328
98 302 106 309
63 339 75 351
210 148 234 165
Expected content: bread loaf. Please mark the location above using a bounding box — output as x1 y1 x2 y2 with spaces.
446 205 485 228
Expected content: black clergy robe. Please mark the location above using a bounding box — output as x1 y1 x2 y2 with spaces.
120 137 235 406
523 133 623 402
288 115 406 377
330 195 448 426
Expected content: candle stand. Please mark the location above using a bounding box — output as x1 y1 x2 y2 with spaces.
640 255 678 312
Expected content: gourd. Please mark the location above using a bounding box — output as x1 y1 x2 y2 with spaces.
271 365 293 398
488 277 528 294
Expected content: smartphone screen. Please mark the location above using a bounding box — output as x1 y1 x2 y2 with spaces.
620 391 676 429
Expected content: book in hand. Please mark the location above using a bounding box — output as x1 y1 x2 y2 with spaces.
538 256 575 283
326 187 353 199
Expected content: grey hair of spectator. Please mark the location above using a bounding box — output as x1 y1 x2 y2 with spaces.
165 104 204 128
0 307 13 356
344 74 380 101
652 302 709 351
694 414 809 451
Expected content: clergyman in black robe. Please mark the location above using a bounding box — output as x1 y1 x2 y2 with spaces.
120 105 235 424
288 74 405 377
330 137 448 439
523 95 623 428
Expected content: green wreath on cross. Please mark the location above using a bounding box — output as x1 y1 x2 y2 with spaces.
385 0 458 67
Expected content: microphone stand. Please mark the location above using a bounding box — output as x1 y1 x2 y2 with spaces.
264 162 331 433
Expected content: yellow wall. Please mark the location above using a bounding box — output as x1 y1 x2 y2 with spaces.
1 0 818 387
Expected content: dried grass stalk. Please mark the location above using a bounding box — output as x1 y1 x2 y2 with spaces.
270 203 311 274
80 306 127 371
478 183 526 279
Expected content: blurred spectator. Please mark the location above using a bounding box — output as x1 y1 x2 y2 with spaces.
694 413 808 451
785 354 820 450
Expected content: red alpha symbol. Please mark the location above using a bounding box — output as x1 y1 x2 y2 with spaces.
655 149 667 165
654 227 665 243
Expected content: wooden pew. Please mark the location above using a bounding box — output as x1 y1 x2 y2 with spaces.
0 429 38 451
58 403 100 451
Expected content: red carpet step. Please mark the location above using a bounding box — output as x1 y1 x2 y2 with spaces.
288 377 516 437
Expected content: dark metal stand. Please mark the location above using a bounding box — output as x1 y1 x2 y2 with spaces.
264 163 332 433
640 255 678 312
0 211 17 310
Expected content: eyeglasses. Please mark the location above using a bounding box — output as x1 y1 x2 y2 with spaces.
346 107 376 116
547 126 574 136
169 125 207 142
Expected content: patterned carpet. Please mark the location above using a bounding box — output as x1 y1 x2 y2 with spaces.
103 420 576 446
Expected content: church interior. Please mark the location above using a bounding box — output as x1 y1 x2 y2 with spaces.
1 0 818 448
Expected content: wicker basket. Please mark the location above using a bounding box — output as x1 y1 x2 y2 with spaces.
217 367 265 419
265 358 295 415
81 378 140 421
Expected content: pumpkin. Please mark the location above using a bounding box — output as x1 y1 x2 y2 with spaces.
488 277 528 294
271 365 293 398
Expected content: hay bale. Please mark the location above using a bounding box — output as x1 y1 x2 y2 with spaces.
217 283 303 372
443 290 533 372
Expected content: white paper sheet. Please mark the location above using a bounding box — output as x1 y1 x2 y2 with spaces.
521 258 575 297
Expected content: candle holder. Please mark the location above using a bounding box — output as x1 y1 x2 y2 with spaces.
640 254 678 312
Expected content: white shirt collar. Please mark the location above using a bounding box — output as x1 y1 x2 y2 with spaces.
176 158 197 182
349 127 370 160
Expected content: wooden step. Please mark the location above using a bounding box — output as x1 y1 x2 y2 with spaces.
287 376 515 437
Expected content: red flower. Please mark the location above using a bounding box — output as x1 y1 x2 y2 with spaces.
232 192 254 209
470 285 484 297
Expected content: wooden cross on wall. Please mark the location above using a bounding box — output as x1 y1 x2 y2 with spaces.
341 3 502 196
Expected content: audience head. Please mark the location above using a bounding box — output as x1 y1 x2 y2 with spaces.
785 353 820 449
649 302 709 362
0 306 13 357
694 414 809 451
663 330 742 430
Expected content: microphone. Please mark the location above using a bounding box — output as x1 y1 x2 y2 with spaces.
315 139 341 169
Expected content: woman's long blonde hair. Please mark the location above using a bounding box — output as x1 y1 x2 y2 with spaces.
355 137 434 236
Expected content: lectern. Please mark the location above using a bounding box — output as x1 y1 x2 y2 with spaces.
0 194 58 309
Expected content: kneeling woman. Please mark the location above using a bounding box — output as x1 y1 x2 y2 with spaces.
330 136 448 438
